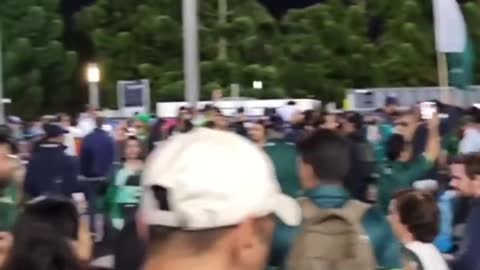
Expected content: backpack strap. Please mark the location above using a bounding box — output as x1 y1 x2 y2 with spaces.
402 247 425 270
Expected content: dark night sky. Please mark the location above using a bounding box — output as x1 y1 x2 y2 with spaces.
63 0 321 17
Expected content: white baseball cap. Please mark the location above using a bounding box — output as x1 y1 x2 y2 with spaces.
141 128 301 230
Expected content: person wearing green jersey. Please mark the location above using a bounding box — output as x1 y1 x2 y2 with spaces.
248 117 301 198
377 114 441 213
105 136 144 230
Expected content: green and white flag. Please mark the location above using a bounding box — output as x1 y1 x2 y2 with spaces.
432 0 475 90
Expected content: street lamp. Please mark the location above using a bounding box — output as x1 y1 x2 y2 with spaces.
182 0 200 107
253 81 263 90
86 63 101 109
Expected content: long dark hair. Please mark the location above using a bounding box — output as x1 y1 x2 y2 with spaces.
3 196 82 270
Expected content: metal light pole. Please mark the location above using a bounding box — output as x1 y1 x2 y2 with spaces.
182 0 200 107
0 27 5 125
86 63 101 110
218 0 228 60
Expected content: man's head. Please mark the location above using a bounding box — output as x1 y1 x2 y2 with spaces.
95 113 105 129
248 121 267 144
59 113 72 128
266 115 285 138
388 190 439 244
319 113 339 131
342 112 363 135
449 155 480 197
0 135 18 189
141 128 300 270
296 129 351 189
393 111 417 141
43 124 68 144
384 96 399 115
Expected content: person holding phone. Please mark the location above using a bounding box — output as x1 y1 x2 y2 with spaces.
377 114 441 213
105 136 144 230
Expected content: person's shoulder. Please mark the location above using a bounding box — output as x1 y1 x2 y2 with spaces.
361 205 392 235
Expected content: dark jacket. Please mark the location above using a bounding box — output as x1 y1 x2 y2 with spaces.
450 199 480 270
80 128 115 178
25 142 80 198
344 130 375 202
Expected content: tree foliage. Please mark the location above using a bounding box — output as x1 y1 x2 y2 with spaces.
76 0 284 107
1 0 77 118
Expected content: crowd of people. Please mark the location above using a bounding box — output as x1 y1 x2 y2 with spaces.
1 97 480 270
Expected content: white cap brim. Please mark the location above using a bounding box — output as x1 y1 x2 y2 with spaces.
269 194 302 226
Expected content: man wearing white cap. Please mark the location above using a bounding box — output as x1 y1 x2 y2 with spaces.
140 128 301 270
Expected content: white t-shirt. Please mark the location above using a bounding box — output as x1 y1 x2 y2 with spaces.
278 105 299 123
459 127 480 154
405 241 449 270
77 114 96 137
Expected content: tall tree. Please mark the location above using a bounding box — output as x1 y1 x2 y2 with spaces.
1 0 77 118
76 0 284 104
280 0 372 101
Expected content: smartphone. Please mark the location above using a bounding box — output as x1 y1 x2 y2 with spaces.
420 102 437 120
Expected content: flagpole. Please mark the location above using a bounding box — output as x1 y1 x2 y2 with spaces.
436 52 450 103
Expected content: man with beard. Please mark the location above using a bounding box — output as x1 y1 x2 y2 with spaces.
447 155 480 270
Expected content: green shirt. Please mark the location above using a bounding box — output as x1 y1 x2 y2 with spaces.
0 183 19 232
105 168 141 229
264 139 301 198
269 186 401 270
377 155 434 213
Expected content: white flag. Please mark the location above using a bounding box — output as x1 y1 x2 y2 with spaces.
432 0 467 53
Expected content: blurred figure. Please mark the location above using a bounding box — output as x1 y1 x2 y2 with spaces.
248 120 268 147
24 124 80 198
383 96 400 124
213 113 230 131
77 105 97 137
80 114 115 240
2 196 92 270
318 112 339 130
278 100 299 123
389 190 449 270
59 114 80 157
80 114 115 179
147 119 165 153
174 107 194 134
141 128 300 270
377 115 441 213
0 135 21 231
447 155 480 270
0 135 21 267
133 113 151 143
458 109 480 154
263 115 301 198
7 117 23 141
106 136 144 230
270 129 401 270
231 107 248 137
342 112 376 202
